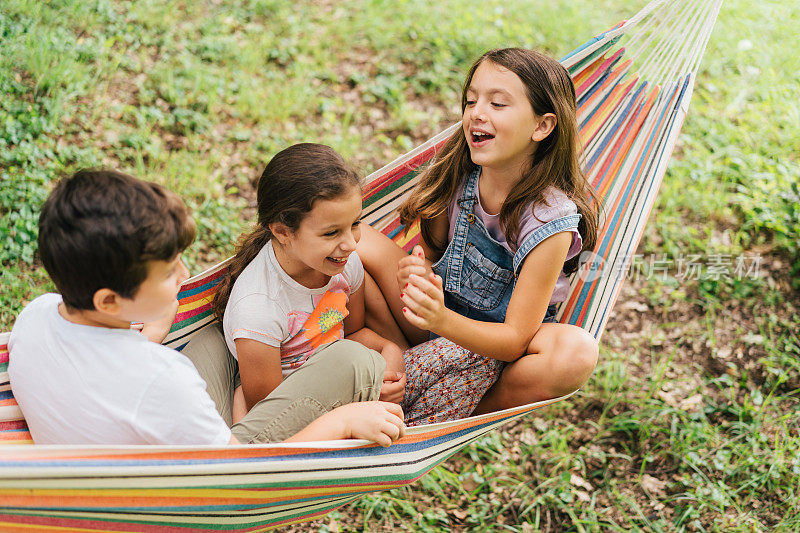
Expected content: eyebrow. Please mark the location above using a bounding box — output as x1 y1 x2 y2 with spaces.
321 212 363 231
466 87 514 98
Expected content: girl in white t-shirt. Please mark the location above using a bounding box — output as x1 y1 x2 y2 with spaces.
214 144 406 422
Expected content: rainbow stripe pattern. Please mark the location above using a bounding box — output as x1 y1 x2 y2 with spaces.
0 0 721 529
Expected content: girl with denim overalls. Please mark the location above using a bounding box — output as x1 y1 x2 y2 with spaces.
358 48 601 425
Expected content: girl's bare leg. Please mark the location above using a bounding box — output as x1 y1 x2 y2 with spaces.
472 323 598 414
357 224 429 347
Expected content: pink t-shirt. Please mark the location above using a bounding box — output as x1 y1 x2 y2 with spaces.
448 182 582 304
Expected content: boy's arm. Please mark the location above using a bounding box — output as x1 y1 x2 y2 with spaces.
234 339 283 411
283 401 405 446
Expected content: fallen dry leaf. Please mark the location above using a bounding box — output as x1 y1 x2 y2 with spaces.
641 474 668 496
679 393 704 412
571 473 594 491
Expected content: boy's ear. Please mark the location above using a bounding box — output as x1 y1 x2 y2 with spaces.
269 222 292 246
531 113 557 142
92 288 123 315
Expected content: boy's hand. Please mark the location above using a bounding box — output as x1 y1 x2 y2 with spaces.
285 401 406 446
397 245 430 291
401 272 449 334
138 299 179 344
337 401 406 446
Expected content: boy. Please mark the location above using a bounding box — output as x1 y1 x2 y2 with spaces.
8 169 404 446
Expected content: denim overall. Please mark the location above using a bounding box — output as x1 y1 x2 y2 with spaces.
431 168 581 324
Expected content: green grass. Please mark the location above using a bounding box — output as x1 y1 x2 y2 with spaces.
1 0 798 531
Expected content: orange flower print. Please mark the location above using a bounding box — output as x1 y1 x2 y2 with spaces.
302 290 349 349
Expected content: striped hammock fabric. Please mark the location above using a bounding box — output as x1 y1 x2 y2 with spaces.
0 0 721 530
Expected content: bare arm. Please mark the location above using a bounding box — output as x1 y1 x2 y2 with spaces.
344 282 404 369
229 403 405 447
283 401 406 446
420 210 449 263
234 339 283 411
402 232 572 361
343 281 366 335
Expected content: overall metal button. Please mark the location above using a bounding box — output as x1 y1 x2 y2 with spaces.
467 214 476 224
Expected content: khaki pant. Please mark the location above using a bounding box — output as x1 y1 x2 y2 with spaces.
180 323 385 443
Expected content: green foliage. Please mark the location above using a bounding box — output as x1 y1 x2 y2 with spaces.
655 0 800 290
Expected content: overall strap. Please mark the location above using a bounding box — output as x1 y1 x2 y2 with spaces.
444 167 480 292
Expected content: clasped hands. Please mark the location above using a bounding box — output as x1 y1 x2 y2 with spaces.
397 245 450 334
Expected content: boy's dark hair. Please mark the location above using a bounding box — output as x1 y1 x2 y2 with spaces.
38 169 196 310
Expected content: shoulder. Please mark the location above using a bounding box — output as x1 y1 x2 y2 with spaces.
228 242 281 304
9 294 66 357
225 291 285 328
516 188 580 242
137 343 218 398
512 188 583 270
12 293 61 326
532 187 578 221
149 344 204 376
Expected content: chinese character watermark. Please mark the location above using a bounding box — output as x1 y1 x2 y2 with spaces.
576 252 763 282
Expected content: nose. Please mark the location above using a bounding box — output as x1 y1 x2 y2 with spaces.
471 99 488 122
340 229 358 253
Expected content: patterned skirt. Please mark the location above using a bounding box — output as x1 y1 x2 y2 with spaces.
400 337 503 426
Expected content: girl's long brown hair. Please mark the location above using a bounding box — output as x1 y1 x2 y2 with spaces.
213 143 361 320
400 48 599 274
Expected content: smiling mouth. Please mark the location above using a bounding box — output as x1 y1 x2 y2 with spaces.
327 256 348 265
471 131 495 144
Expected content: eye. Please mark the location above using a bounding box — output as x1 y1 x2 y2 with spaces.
491 102 507 108
465 100 476 106
323 230 338 237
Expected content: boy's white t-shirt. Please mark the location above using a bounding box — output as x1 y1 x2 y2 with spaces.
223 240 364 378
7 293 231 446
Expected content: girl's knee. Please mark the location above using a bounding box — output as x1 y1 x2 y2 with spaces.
556 327 598 385
317 340 385 400
571 328 599 367
323 339 384 372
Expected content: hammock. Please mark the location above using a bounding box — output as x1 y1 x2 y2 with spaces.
0 0 720 530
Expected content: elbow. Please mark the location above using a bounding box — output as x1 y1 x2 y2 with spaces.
498 335 531 362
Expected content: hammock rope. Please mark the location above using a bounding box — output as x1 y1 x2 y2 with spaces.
0 1 721 530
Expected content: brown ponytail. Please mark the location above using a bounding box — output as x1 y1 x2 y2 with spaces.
213 225 271 320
